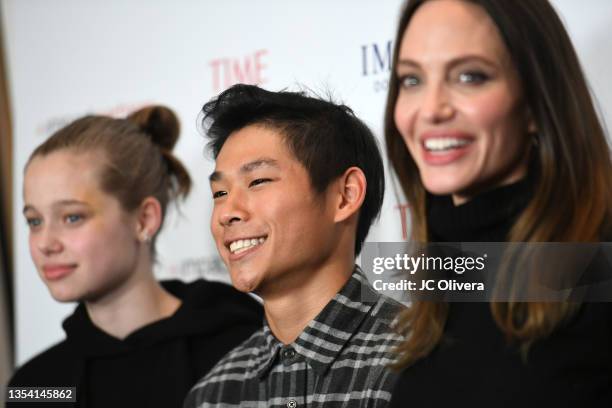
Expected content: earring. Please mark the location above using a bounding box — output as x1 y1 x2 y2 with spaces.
532 133 539 148
142 232 151 243
527 119 538 147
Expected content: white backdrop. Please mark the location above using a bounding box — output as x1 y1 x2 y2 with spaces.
2 0 611 365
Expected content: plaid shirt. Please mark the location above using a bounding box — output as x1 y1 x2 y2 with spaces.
184 268 405 408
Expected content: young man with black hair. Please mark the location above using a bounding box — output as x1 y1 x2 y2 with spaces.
185 84 404 408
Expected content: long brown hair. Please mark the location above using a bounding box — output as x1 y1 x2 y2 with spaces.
27 105 192 250
385 0 612 368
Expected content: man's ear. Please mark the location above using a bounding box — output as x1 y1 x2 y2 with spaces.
334 167 367 223
135 196 163 243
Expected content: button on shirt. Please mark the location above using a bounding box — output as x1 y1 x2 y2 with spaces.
184 268 405 408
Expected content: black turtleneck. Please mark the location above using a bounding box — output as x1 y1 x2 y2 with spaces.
389 180 612 408
427 179 533 242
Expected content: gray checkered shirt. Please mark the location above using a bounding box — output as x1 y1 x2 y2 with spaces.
184 267 405 408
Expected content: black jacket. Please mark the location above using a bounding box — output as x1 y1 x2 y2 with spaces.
8 280 263 408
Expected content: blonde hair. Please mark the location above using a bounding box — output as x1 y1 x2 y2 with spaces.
28 105 192 248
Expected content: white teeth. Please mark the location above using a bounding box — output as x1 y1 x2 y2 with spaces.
424 138 471 152
229 237 267 254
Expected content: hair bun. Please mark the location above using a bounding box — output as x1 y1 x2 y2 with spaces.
127 105 180 151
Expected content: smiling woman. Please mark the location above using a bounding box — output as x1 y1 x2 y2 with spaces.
8 106 262 408
393 0 534 204
385 0 612 406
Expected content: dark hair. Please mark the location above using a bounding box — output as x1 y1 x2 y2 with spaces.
385 0 612 368
27 105 192 249
201 84 385 255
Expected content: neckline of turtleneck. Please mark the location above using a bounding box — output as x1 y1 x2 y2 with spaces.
426 178 533 242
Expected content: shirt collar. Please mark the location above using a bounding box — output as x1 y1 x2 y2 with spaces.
254 267 382 378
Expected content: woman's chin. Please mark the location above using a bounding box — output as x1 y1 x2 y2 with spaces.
422 181 463 197
47 287 80 303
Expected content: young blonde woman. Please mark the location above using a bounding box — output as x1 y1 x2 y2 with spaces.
9 106 262 407
385 0 612 406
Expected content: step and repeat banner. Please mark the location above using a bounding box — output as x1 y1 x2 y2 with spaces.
3 0 611 364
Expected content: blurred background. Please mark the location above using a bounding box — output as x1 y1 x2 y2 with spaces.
1 0 611 402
